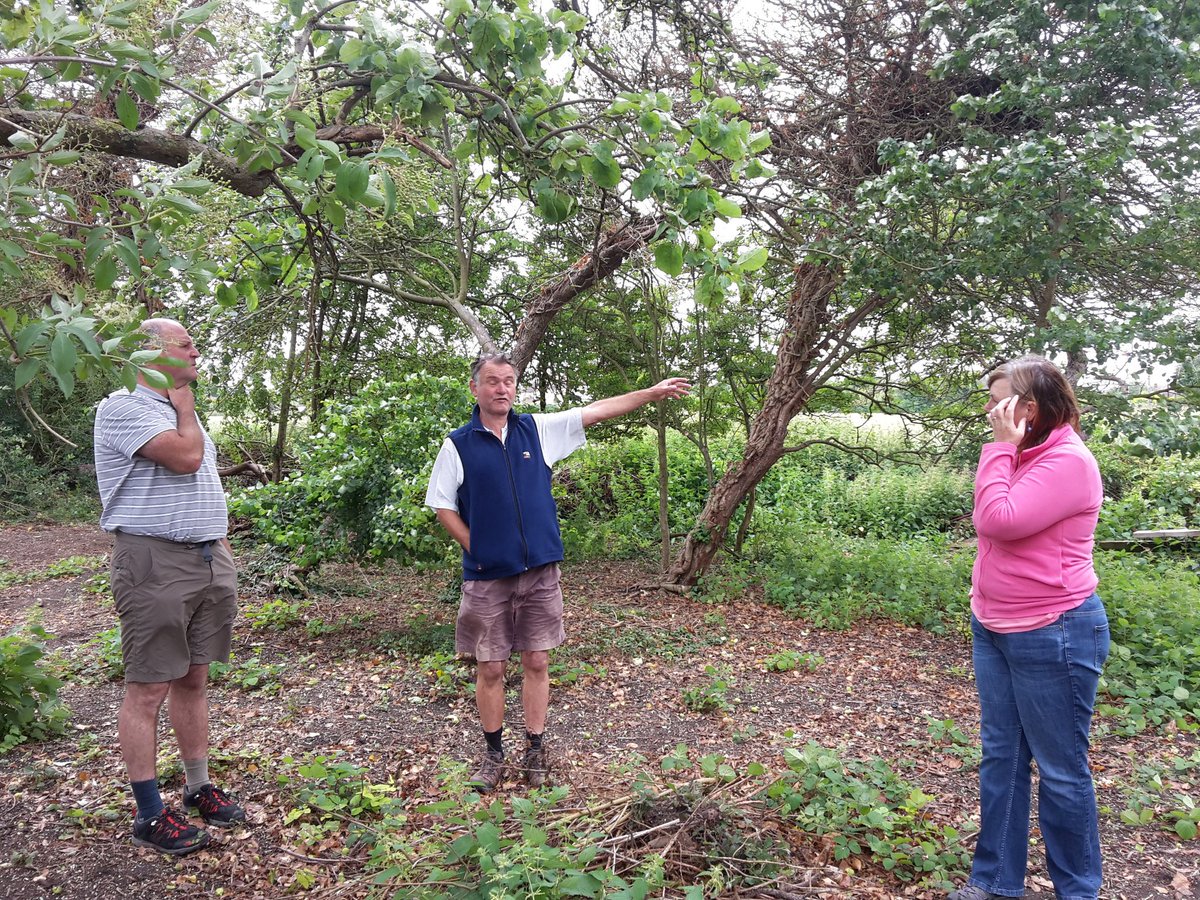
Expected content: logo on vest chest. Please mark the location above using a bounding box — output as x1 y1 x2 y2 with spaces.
522 451 531 459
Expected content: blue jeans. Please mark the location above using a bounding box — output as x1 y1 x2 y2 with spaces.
968 594 1110 900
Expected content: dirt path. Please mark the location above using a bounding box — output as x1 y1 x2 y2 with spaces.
0 525 1195 899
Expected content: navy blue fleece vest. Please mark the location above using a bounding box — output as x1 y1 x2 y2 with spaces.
449 407 564 581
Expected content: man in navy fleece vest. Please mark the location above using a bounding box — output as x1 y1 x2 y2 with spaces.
425 352 690 791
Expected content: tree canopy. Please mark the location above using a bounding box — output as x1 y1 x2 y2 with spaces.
2 0 1198 583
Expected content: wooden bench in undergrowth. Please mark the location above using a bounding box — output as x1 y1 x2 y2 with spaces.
1096 528 1200 551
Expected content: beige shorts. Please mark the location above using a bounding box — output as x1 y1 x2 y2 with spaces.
110 531 238 683
456 563 565 662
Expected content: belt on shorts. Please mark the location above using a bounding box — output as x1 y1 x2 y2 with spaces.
118 531 220 561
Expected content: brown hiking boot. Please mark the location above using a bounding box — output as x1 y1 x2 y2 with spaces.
467 750 506 793
523 745 549 788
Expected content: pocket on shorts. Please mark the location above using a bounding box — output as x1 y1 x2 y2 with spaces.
111 542 155 595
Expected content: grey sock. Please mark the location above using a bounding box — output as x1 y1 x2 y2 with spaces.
182 758 210 795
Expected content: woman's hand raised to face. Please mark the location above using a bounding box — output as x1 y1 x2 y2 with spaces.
988 394 1026 446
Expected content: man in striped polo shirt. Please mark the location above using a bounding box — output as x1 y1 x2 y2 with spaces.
94 318 244 855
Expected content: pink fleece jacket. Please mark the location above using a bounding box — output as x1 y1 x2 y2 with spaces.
971 423 1102 624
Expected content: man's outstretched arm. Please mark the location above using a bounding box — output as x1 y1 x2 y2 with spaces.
580 377 691 428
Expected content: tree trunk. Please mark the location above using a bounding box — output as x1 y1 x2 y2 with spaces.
667 262 839 586
1064 346 1088 386
510 217 661 377
733 486 756 556
272 312 301 483
657 400 671 573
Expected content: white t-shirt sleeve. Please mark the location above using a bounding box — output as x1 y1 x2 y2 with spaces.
424 438 464 511
533 409 586 467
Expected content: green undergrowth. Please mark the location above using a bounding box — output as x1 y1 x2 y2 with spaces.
269 742 973 897
0 554 107 590
1102 749 1200 840
758 531 974 633
1095 552 1200 733
0 624 70 754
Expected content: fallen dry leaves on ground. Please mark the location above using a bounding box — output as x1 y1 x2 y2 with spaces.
0 524 1196 899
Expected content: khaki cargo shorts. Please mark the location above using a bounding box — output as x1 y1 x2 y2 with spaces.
456 563 565 662
110 531 238 683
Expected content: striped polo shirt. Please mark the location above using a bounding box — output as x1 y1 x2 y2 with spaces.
93 385 229 542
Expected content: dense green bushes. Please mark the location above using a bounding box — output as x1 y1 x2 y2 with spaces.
556 431 729 558
549 420 1197 731
0 366 102 523
0 625 70 754
224 390 1195 732
1096 553 1200 729
555 421 975 560
229 374 472 568
761 464 972 539
760 533 974 632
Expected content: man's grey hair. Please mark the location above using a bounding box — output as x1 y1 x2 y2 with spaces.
138 318 184 349
470 351 516 381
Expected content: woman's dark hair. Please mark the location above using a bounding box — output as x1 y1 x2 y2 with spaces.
470 352 516 381
986 355 1081 449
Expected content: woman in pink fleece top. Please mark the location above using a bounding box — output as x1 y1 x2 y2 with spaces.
949 357 1109 900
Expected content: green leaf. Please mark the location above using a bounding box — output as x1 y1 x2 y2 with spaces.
15 322 47 356
654 241 684 277
298 148 327 183
59 322 101 359
359 185 386 208
582 155 621 190
50 332 78 379
535 189 574 224
713 195 742 218
630 168 662 201
160 195 204 216
0 239 27 261
381 171 397 218
559 872 603 896
178 0 222 26
339 38 367 65
13 357 40 389
51 364 75 398
335 159 370 201
115 92 139 130
1177 819 1197 840
171 178 212 196
45 150 81 166
94 255 119 291
682 188 709 221
738 247 769 272
293 124 318 151
140 368 168 390
323 197 347 229
7 132 37 152
113 237 141 273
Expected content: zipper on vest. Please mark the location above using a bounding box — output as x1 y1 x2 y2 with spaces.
497 434 530 570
